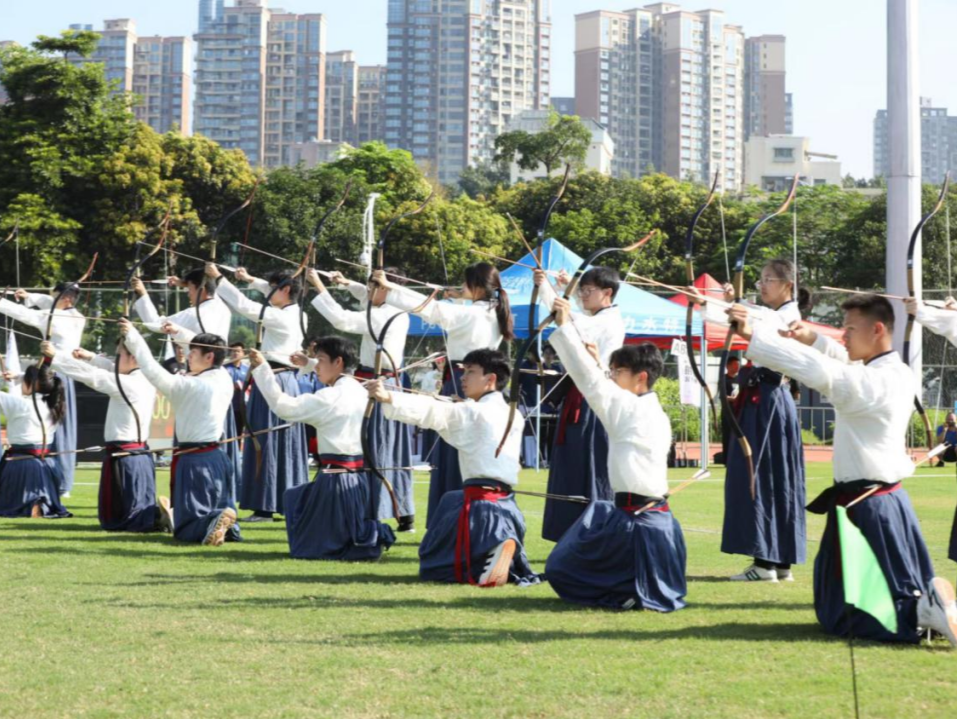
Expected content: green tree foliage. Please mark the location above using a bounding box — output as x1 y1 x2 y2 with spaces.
494 110 592 177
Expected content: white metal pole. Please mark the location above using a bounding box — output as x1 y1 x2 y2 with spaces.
535 331 542 472
886 0 923 384
699 322 709 471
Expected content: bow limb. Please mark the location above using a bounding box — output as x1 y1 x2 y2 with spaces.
904 173 950 458
720 175 799 499
685 171 721 442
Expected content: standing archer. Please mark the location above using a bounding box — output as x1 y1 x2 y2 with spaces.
208 263 309 523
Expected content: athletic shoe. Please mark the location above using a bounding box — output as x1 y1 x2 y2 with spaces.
917 577 957 648
730 564 779 582
240 513 272 523
203 508 238 547
397 516 416 533
157 496 174 533
777 568 795 582
478 539 516 588
60 492 71 499
30 501 43 519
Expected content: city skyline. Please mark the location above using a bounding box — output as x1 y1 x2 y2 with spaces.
4 0 957 178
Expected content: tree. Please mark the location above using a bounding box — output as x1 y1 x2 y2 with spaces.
452 160 510 200
494 110 592 177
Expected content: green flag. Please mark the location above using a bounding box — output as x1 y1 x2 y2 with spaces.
836 506 898 634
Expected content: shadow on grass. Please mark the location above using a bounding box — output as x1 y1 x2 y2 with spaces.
7 544 422 563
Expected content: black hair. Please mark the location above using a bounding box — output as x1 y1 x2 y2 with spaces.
462 348 510 391
609 343 663 388
464 262 514 341
763 259 812 312
52 282 80 304
229 341 246 350
313 336 358 372
383 266 405 287
727 356 741 366
580 267 621 301
24 365 66 426
267 270 302 302
191 333 227 366
841 294 895 331
184 267 217 298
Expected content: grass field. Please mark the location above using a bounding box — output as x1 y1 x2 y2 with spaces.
2 463 956 718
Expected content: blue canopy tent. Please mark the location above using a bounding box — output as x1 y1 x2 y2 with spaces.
407 237 701 339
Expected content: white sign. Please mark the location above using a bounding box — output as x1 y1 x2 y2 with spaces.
671 338 700 407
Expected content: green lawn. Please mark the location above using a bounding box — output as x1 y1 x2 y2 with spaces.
1 463 956 718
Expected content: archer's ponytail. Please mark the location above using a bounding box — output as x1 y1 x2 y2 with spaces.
464 262 514 341
25 365 67 426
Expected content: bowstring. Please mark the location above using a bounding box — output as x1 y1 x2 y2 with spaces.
718 192 731 283
935 203 951 418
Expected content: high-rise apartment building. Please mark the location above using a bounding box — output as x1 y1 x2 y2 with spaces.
385 0 552 183
133 36 192 134
69 19 137 92
325 51 358 144
356 65 386 145
194 0 326 167
198 0 225 34
575 3 748 191
744 34 788 139
874 97 957 184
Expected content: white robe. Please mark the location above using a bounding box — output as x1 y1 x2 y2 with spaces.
311 291 408 369
217 278 305 366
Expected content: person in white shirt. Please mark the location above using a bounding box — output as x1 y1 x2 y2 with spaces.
206 263 309 523
373 262 513 530
532 266 625 543
544 297 687 611
905 295 957 567
0 364 70 519
416 363 441 394
119 319 240 547
248 336 395 561
0 285 86 497
306 268 416 532
718 259 807 583
367 348 537 587
42 340 169 534
728 293 957 646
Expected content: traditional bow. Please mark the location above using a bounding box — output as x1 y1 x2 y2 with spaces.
904 172 951 459
717 174 800 500
685 171 722 441
32 253 99 452
496 229 657 457
241 240 315 483
116 206 172 444
198 179 262 335
0 220 19 250
362 191 436 518
299 179 354 339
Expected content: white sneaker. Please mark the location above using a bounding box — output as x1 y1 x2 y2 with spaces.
157 496 174 534
478 539 516 588
61 492 71 499
917 577 957 647
777 568 795 582
730 564 779 582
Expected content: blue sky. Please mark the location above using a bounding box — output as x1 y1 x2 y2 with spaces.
3 0 957 177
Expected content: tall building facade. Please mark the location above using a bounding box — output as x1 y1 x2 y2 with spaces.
325 50 358 144
575 8 656 178
744 34 788 139
133 36 192 134
356 65 386 144
385 0 552 183
69 19 137 92
874 97 957 184
194 0 326 167
575 4 750 191
198 0 225 34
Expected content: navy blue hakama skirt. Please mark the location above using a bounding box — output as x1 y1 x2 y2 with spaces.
419 480 539 585
239 370 309 515
542 389 612 542
545 500 687 612
425 365 465 527
0 446 70 518
52 373 77 494
721 375 806 565
99 443 160 532
283 456 396 561
809 483 934 644
171 446 241 544
223 404 241 503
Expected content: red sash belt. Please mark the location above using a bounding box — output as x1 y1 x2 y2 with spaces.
619 502 670 514
355 367 394 380
835 481 901 507
7 448 50 458
556 385 584 445
100 443 148 524
319 455 364 470
454 485 510 585
170 444 219 507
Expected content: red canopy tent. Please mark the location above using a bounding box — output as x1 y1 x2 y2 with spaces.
629 273 844 351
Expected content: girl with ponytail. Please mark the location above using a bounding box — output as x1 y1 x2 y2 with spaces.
0 364 71 518
372 261 514 523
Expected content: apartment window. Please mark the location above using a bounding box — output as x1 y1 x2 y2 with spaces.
774 147 795 161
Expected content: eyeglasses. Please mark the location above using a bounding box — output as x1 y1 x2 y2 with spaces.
604 368 626 379
754 278 785 289
577 286 599 298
